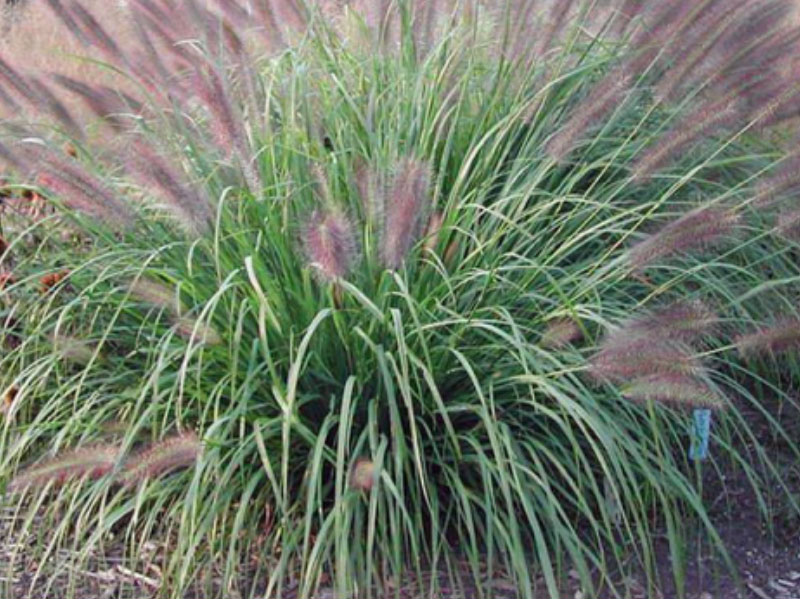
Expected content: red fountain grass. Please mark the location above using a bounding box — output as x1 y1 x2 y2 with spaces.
379 157 432 269
120 431 203 486
627 205 740 271
302 208 358 282
8 444 120 493
621 373 724 409
735 317 800 359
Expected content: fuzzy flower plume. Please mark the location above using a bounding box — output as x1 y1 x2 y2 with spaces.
735 317 800 359
129 277 222 345
380 157 432 269
349 457 376 492
8 444 120 492
120 431 202 486
175 315 223 346
627 206 739 271
588 336 701 384
540 317 583 349
776 209 800 239
302 208 358 282
631 95 744 180
621 373 723 409
129 277 177 310
51 333 99 365
126 140 213 235
589 298 726 408
754 150 800 207
625 300 718 344
21 145 134 227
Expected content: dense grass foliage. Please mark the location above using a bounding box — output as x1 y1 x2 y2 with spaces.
2 1 800 597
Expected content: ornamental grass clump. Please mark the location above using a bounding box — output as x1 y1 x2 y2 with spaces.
2 1 800 598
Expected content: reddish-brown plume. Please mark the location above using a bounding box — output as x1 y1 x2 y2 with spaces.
380 158 432 269
735 317 800 359
8 445 120 492
621 373 723 409
627 206 739 271
120 431 203 486
302 208 358 282
540 317 583 349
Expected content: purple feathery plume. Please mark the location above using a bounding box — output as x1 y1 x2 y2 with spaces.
193 65 259 190
753 150 800 207
302 208 358 282
631 94 745 180
42 0 89 45
52 74 141 131
379 158 432 269
68 1 129 67
33 150 134 227
545 71 634 162
735 317 800 358
0 55 39 105
627 205 739 271
27 77 84 138
776 209 800 239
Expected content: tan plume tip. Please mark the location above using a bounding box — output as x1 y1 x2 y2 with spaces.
540 317 583 349
175 316 223 346
120 431 202 486
621 373 724 410
51 334 98 364
349 457 375 492
735 318 800 359
8 445 120 493
302 208 358 282
1 385 18 419
129 278 178 311
423 211 444 252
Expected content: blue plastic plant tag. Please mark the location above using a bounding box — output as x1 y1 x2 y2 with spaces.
689 408 712 461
